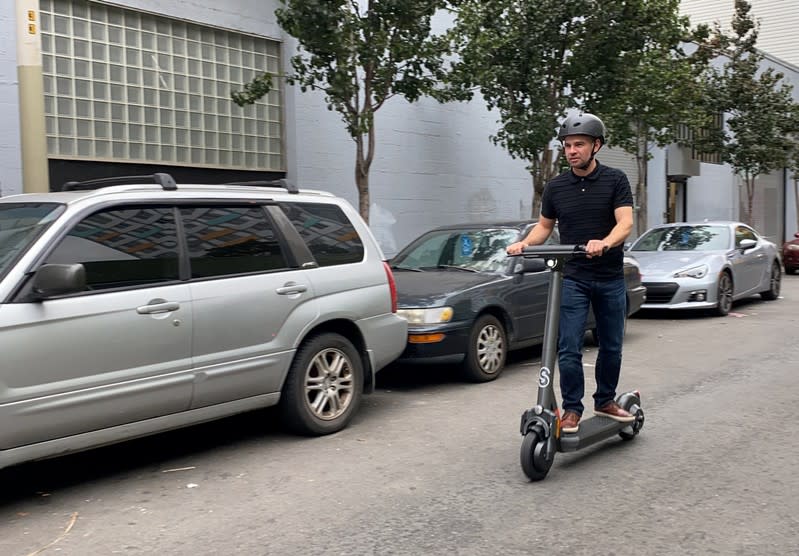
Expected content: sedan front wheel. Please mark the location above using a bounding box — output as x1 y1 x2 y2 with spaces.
462 314 507 382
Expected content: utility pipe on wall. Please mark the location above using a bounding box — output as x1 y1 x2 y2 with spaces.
15 0 49 193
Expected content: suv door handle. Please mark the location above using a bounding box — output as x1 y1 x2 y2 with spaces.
276 282 308 295
137 300 180 314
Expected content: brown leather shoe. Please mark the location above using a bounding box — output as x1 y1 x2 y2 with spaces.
560 411 581 434
594 401 635 422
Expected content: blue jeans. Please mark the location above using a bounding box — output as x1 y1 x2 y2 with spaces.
558 277 627 415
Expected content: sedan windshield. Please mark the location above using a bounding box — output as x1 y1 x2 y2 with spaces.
632 225 730 252
393 228 520 273
0 203 64 277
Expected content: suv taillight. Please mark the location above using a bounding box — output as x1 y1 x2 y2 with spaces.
382 261 398 313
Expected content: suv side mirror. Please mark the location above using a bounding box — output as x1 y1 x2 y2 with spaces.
738 239 757 252
514 257 548 274
31 264 86 299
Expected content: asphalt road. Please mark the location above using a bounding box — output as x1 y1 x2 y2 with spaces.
2 276 799 556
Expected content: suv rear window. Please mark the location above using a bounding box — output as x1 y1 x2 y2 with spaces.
279 202 364 266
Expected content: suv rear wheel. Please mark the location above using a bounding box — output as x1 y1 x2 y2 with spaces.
279 332 363 435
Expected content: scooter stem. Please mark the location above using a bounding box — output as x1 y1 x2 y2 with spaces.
537 265 562 410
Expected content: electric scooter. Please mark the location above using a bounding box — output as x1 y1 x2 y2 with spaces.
512 244 645 481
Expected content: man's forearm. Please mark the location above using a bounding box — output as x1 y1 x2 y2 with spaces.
603 221 633 248
523 224 554 246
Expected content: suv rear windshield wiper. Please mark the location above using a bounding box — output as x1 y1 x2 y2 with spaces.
390 265 423 272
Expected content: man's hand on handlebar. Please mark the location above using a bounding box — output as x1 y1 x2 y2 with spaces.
585 239 610 258
506 241 528 255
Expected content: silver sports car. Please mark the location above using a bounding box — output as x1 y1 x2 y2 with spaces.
628 221 781 316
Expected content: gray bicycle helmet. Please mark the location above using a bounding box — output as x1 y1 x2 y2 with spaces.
557 113 606 144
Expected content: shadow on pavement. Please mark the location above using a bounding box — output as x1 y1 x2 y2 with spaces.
0 407 287 503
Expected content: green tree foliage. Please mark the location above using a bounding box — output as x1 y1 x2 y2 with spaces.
445 0 694 218
233 0 451 222
585 0 715 236
703 0 797 226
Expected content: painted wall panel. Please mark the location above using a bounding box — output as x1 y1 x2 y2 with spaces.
0 1 22 196
680 0 799 67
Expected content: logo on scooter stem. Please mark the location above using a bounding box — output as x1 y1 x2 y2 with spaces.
538 367 551 388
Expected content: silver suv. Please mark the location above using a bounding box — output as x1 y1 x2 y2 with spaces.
0 174 407 470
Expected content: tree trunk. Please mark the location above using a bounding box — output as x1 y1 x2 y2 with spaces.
745 173 755 226
794 177 799 233
635 143 648 238
529 148 559 219
355 136 370 223
354 121 375 223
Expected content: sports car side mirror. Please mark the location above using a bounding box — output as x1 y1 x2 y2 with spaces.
738 239 757 252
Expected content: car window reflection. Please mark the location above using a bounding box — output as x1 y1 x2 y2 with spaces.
632 225 730 251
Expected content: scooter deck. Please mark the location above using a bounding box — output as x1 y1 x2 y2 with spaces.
559 415 632 452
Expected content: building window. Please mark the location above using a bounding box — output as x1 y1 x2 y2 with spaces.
677 112 723 165
39 0 283 171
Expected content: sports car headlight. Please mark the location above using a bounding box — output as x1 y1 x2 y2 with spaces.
396 307 454 325
673 264 709 279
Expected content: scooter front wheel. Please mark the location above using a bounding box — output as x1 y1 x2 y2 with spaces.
520 430 554 481
619 404 645 441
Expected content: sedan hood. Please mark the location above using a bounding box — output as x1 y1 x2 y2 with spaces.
393 269 503 307
630 251 717 278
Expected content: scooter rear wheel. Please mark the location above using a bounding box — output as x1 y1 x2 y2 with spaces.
520 430 553 481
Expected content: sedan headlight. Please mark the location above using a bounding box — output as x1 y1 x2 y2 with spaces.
673 264 709 279
787 244 799 251
396 307 454 325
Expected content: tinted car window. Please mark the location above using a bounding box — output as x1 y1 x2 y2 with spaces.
279 202 364 266
632 225 730 251
45 206 180 290
735 226 757 246
180 206 288 278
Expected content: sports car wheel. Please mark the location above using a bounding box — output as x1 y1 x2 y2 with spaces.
760 261 781 300
713 271 733 316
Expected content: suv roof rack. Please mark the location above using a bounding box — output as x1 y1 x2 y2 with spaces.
62 173 177 191
224 178 299 194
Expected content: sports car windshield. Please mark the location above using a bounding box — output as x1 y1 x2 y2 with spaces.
392 228 521 273
632 225 730 252
0 203 64 277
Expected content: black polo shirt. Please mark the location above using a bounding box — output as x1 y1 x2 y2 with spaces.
541 161 633 281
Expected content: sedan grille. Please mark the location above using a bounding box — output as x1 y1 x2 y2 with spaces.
642 282 679 304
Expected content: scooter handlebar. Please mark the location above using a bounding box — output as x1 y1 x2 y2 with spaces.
511 244 587 258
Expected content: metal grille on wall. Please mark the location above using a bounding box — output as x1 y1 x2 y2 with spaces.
39 0 284 171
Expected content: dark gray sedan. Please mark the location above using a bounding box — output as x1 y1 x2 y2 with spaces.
391 221 646 382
